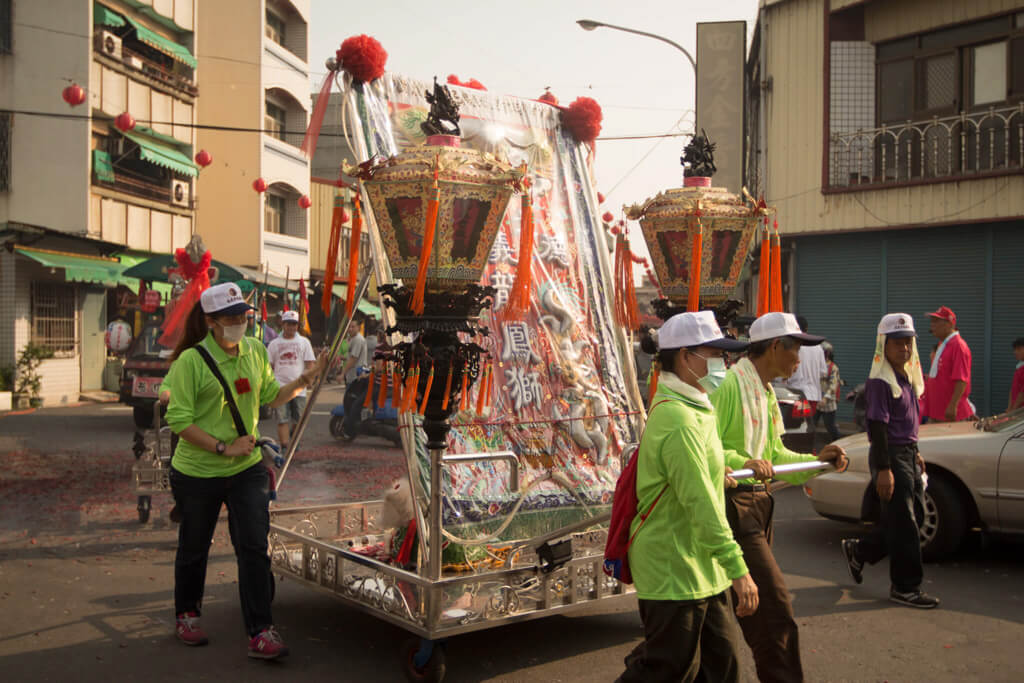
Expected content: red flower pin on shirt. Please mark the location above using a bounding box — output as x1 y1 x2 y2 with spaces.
234 377 251 395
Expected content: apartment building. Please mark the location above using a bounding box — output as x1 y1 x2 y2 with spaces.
0 0 198 405
195 0 310 281
746 0 1024 418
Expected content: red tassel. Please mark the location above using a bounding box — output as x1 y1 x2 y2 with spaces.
757 218 770 317
363 369 375 408
770 220 783 312
441 364 454 411
648 363 660 405
475 365 490 416
484 361 494 409
410 162 440 315
322 193 346 317
301 70 336 157
612 236 625 327
402 367 419 415
418 365 435 416
459 372 469 412
506 189 535 317
378 364 388 409
688 213 703 313
345 192 363 317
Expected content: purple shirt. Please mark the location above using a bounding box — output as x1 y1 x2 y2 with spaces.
865 375 920 445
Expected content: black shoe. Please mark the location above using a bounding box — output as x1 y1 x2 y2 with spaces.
889 590 940 609
841 539 863 584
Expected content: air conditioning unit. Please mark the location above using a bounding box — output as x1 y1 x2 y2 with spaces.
96 29 123 61
170 179 191 207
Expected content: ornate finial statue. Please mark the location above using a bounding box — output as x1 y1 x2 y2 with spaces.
681 129 717 178
421 76 462 137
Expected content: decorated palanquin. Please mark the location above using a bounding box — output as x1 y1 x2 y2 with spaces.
345 76 644 563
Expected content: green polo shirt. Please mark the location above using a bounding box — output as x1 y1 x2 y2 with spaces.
164 333 280 478
628 383 748 601
709 370 818 486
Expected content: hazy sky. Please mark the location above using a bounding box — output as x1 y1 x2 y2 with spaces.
309 0 759 247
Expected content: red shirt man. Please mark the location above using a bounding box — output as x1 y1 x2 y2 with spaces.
923 306 973 422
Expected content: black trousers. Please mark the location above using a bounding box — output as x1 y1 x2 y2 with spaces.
617 591 743 683
853 445 924 593
725 490 803 683
170 463 273 637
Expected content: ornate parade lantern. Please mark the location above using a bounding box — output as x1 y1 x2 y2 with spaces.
625 131 770 322
350 79 525 578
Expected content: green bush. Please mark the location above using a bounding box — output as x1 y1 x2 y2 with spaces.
15 343 54 398
0 365 13 391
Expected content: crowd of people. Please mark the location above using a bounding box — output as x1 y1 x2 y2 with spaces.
617 304 1002 682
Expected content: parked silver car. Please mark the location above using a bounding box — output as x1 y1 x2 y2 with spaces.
803 410 1024 561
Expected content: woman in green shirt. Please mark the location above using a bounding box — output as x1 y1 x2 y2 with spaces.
164 283 321 660
619 311 759 683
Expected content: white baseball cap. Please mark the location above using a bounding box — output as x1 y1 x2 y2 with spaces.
200 282 253 316
658 311 748 351
281 310 300 323
878 312 916 338
748 312 825 345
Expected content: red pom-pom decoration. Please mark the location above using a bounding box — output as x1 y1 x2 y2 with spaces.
62 84 86 107
339 208 350 223
114 112 136 132
298 194 312 209
560 97 603 145
598 192 606 204
447 75 487 90
538 90 559 106
252 178 267 193
336 35 388 83
194 149 212 167
602 211 614 223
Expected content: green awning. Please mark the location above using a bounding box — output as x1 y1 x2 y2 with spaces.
15 246 130 288
94 3 126 28
122 254 246 284
120 129 198 177
125 16 196 68
332 284 380 317
92 149 115 183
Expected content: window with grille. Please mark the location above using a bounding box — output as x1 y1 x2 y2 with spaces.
265 100 286 141
265 193 285 234
0 0 11 54
31 283 77 355
265 9 285 46
0 112 10 191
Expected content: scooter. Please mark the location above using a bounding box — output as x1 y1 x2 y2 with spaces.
329 373 402 447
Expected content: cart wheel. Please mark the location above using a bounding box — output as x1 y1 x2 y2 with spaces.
329 415 345 438
401 638 446 683
137 496 151 524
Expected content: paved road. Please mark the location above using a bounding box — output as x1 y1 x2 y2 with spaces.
1 399 1021 682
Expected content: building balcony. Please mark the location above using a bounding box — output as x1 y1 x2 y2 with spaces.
122 44 199 98
93 166 194 211
828 103 1024 191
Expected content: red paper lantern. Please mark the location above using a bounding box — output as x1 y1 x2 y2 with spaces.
194 149 212 167
62 84 86 107
538 90 559 106
252 178 267 193
598 192 606 204
298 194 312 209
602 211 614 223
114 112 136 132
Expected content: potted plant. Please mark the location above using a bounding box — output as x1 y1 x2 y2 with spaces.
15 343 54 409
0 365 13 412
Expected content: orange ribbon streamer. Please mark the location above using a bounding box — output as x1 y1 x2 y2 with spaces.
345 191 363 317
418 365 435 416
322 193 345 317
363 369 375 408
506 187 535 318
770 220 783 312
377 364 388 409
441 364 454 411
688 213 703 313
410 161 440 315
459 373 469 412
757 218 770 317
392 367 403 408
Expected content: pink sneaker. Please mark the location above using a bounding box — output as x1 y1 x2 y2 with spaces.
248 627 289 660
175 612 209 646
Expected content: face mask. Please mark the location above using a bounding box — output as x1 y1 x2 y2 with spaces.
216 321 247 343
698 357 727 392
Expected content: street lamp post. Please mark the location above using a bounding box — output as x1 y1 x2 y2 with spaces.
576 19 696 72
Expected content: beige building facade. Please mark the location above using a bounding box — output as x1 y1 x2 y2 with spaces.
747 0 1024 418
195 0 310 281
0 0 199 405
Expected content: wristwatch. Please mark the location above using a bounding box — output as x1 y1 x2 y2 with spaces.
215 440 227 455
